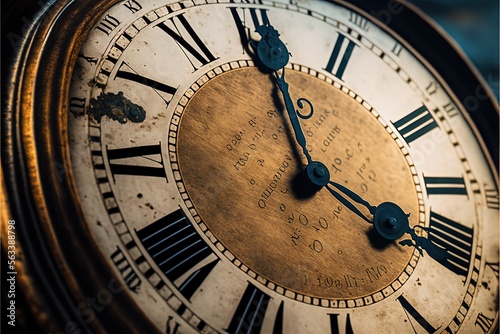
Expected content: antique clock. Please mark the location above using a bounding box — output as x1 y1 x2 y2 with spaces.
1 0 498 333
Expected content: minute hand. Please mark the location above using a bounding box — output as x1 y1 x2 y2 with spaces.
275 70 314 164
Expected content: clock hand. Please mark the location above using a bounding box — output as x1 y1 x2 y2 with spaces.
274 70 314 164
255 23 314 164
305 161 448 260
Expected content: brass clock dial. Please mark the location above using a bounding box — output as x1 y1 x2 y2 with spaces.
2 0 498 333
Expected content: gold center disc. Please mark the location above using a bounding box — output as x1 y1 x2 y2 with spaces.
176 65 419 302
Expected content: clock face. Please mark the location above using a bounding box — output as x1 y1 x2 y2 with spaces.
12 0 496 332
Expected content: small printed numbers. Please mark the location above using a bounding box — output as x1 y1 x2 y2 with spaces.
348 12 369 31
391 42 403 56
165 315 181 334
110 246 142 292
485 261 499 279
123 0 142 13
475 312 495 334
484 184 499 210
443 102 458 117
69 96 86 117
95 14 121 35
392 105 439 146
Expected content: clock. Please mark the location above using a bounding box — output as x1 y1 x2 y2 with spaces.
2 0 498 333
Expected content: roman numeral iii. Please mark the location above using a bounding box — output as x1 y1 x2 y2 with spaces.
392 105 439 146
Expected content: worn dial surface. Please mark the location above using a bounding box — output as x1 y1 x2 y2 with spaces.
68 0 498 333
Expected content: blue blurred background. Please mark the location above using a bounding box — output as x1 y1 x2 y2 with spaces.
412 0 499 99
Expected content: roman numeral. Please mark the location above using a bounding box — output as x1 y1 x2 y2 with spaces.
428 211 473 281
391 42 403 56
443 102 458 117
392 105 439 146
229 4 269 54
475 312 495 333
110 246 142 292
123 0 142 13
484 184 499 210
397 295 438 333
329 313 354 334
348 12 369 31
136 208 218 301
485 261 499 279
227 283 273 334
69 96 86 117
105 143 167 182
272 301 284 334
95 14 120 35
324 33 357 80
165 315 181 334
423 176 468 197
115 62 178 105
157 14 217 71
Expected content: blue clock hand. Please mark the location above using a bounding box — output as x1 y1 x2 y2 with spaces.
305 162 448 260
275 70 314 164
255 23 314 164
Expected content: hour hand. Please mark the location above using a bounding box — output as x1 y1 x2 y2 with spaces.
309 167 449 259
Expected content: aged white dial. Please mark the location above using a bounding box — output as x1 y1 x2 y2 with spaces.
65 0 498 333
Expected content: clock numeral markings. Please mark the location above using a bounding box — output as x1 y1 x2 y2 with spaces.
397 295 438 333
484 184 499 210
229 4 269 54
115 62 178 105
443 102 458 118
156 14 217 71
272 301 284 334
329 313 354 334
227 282 273 334
136 208 219 301
110 246 142 292
428 211 473 282
78 53 98 65
475 312 495 334
105 143 167 182
165 316 181 334
485 261 499 278
391 42 403 56
392 105 439 146
425 81 439 95
348 12 369 31
423 176 468 197
95 14 121 35
123 0 142 13
324 33 357 80
69 96 86 117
